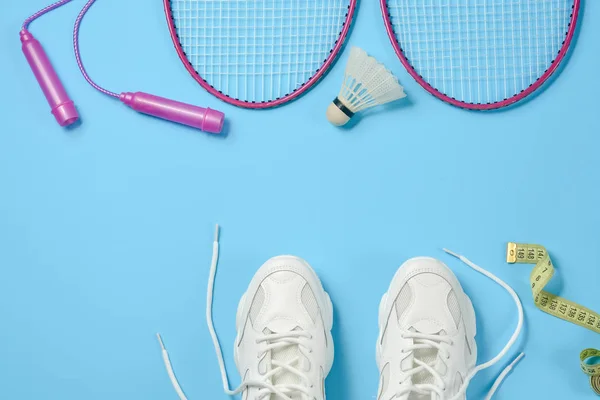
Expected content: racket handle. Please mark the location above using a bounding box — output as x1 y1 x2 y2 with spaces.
119 92 225 134
20 29 79 127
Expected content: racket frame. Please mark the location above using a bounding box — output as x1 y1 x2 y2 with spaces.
380 0 581 110
164 0 357 108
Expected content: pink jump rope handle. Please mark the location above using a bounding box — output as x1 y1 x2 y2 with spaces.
120 92 225 134
20 29 79 127
22 0 225 133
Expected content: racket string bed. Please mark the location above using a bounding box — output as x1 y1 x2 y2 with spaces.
382 0 579 109
166 0 356 107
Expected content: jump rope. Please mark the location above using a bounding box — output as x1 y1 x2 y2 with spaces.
21 0 224 133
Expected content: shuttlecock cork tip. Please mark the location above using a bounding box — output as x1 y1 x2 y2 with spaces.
327 47 406 127
326 97 353 126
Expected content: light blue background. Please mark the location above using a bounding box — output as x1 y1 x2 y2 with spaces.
1 1 599 399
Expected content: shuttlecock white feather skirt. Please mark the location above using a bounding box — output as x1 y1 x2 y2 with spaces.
327 47 406 126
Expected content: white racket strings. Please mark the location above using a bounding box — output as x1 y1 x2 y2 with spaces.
386 0 575 104
169 0 352 103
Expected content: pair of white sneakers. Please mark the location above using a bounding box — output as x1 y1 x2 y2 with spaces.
160 227 524 400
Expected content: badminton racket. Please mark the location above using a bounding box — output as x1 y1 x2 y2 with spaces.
164 0 357 108
380 0 580 110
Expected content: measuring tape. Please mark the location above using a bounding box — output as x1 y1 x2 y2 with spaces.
506 242 600 395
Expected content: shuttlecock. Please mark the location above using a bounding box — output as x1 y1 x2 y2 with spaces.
327 47 406 126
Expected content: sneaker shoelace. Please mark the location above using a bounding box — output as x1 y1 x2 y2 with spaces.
386 249 525 400
156 230 524 400
158 225 316 400
254 330 315 400
395 331 454 399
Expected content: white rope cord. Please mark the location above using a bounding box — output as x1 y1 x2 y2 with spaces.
443 249 525 400
158 226 307 400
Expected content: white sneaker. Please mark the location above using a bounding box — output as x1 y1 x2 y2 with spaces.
159 228 334 400
377 257 477 400
233 255 334 400
157 228 523 400
376 252 525 400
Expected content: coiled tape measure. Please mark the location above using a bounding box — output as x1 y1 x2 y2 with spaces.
506 242 600 395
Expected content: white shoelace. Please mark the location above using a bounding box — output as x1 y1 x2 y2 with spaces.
386 249 525 400
441 249 524 400
396 331 454 399
253 330 315 399
158 225 314 400
156 230 524 400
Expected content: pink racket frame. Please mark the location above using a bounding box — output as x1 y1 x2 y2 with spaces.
164 0 357 109
380 0 581 110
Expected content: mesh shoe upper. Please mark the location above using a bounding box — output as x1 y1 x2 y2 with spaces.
377 257 478 400
235 256 334 400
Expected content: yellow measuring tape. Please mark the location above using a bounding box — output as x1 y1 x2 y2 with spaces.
506 242 600 395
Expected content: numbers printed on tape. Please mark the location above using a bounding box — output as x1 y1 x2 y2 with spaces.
581 349 600 395
507 242 600 395
506 242 600 333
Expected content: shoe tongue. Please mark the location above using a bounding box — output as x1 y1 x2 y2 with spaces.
412 319 443 335
266 319 299 334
